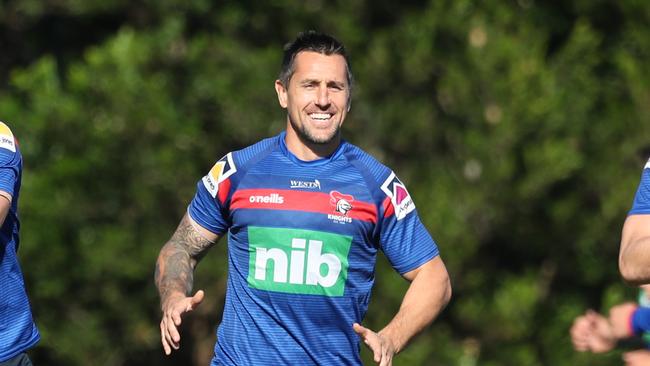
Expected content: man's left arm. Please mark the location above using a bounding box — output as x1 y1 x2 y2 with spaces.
353 256 451 366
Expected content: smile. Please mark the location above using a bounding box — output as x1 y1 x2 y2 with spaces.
309 113 333 121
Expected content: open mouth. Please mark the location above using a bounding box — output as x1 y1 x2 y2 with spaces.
308 113 333 121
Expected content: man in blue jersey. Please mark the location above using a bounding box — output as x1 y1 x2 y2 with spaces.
155 31 452 365
620 158 650 284
0 122 40 366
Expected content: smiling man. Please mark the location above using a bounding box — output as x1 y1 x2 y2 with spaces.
155 31 451 366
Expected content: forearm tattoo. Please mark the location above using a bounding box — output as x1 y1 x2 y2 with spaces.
155 214 216 305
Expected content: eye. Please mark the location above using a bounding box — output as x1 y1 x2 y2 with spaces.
328 83 345 91
303 83 317 89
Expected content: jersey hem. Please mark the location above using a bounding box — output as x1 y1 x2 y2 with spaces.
395 251 440 276
0 331 40 363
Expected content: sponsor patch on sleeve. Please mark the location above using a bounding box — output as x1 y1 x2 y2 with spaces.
380 171 416 220
202 152 237 198
0 122 16 152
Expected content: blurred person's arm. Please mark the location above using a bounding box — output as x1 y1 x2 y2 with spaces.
570 309 616 353
623 350 650 366
155 213 221 355
609 302 644 339
619 215 650 284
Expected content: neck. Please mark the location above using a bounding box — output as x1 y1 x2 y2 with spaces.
284 123 341 161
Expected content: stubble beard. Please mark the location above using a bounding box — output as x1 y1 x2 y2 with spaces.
289 116 341 146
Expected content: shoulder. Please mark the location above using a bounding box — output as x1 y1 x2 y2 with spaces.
342 142 416 220
230 135 280 169
0 121 18 153
201 135 280 198
341 142 393 185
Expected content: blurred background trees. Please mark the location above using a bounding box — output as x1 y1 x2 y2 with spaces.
1 0 649 364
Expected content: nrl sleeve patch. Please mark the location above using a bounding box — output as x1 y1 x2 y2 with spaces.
202 152 237 198
0 122 16 152
380 171 416 220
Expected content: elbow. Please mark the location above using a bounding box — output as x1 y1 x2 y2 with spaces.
441 274 452 307
619 255 646 286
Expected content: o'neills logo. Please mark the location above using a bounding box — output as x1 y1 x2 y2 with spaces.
290 179 321 189
328 191 354 224
249 193 285 204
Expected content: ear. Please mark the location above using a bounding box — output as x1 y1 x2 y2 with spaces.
275 80 288 108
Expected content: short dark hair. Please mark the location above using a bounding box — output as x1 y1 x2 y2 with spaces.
278 31 353 89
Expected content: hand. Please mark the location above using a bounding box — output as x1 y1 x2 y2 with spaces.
160 290 205 355
353 323 397 366
609 302 638 339
623 350 650 366
570 310 616 353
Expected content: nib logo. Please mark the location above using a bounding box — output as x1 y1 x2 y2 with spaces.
247 227 352 296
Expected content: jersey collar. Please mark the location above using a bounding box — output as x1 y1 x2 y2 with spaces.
278 131 346 167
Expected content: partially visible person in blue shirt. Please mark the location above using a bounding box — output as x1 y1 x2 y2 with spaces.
570 286 650 366
0 121 40 366
619 157 650 284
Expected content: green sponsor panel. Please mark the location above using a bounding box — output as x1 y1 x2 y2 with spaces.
247 226 352 296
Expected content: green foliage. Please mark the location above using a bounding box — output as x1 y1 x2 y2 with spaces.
1 0 649 365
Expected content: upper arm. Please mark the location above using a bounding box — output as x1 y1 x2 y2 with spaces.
619 214 650 284
402 256 448 283
620 214 650 255
186 213 220 245
401 256 452 305
166 213 221 259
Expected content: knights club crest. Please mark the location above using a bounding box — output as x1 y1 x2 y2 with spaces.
329 191 354 216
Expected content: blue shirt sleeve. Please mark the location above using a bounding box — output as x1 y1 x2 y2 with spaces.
0 124 21 196
188 153 238 235
630 161 650 215
632 307 650 335
188 180 230 235
379 172 439 274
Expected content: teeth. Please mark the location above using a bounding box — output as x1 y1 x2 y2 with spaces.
309 113 332 120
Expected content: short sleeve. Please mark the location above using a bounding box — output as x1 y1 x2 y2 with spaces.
0 122 21 196
629 159 650 215
378 171 439 274
188 153 237 235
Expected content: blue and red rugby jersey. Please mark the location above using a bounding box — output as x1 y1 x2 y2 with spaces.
630 158 650 215
0 122 40 362
189 132 439 366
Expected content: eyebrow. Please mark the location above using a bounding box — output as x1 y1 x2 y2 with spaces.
300 79 346 88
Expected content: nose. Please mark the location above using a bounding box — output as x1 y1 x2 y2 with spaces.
316 84 330 108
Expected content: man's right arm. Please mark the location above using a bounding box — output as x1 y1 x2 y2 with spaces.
155 213 220 355
619 215 650 285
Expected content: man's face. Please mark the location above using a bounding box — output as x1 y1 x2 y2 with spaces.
276 51 350 146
